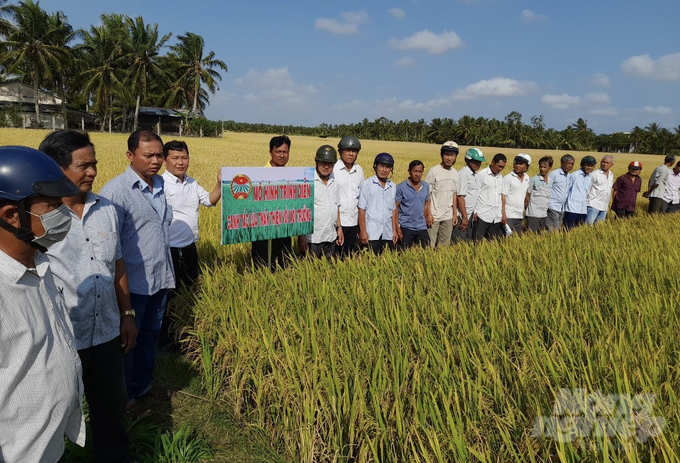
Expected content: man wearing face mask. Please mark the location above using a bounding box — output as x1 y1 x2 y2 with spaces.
0 146 86 462
40 130 136 463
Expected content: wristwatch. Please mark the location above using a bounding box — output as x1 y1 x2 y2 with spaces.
123 309 136 318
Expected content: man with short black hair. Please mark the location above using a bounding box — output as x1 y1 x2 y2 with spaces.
546 154 575 230
644 155 676 213
100 130 175 406
564 156 597 229
40 129 136 462
502 154 531 234
395 160 431 249
586 155 615 225
474 153 507 240
661 161 680 213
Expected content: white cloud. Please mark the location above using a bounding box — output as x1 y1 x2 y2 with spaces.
395 56 415 67
542 93 581 110
235 67 317 106
584 92 611 104
389 8 406 19
453 77 537 100
315 18 359 35
592 73 610 87
644 106 672 115
521 9 547 23
621 52 680 81
315 10 369 35
389 29 463 54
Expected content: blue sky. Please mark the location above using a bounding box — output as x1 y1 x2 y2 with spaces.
42 0 680 134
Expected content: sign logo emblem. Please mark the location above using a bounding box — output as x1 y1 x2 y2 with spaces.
230 174 252 199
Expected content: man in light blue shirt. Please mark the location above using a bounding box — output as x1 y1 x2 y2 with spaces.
395 160 431 249
100 130 175 405
564 156 597 229
546 154 575 231
41 130 136 462
358 153 398 254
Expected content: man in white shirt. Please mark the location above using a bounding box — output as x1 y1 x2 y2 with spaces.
452 148 485 242
0 146 85 463
661 161 680 213
586 155 615 225
299 145 343 257
502 154 531 234
161 140 221 348
424 141 459 249
333 136 364 257
644 155 675 213
473 153 507 240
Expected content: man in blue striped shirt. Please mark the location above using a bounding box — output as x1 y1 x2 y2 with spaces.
41 130 136 462
100 130 175 406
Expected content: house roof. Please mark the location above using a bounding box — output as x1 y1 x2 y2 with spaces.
138 106 183 118
0 79 63 105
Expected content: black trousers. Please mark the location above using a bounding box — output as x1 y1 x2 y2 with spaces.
161 243 199 348
251 237 293 271
309 241 336 258
400 228 430 249
473 219 502 241
648 197 664 213
613 208 635 218
366 238 395 254
79 337 131 463
337 225 359 258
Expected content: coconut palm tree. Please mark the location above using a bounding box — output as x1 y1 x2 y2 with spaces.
1 0 73 125
166 32 227 116
125 15 171 130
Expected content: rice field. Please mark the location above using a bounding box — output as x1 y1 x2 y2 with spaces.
2 128 678 462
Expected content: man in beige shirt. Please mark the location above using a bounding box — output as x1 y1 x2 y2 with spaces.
424 141 459 248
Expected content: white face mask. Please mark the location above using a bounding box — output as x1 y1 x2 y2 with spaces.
28 204 72 249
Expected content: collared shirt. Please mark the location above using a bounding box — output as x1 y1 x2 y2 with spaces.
333 160 364 227
547 168 570 212
565 169 593 214
162 171 215 248
612 174 641 211
424 164 458 221
130 169 165 218
358 175 396 240
100 165 175 295
457 165 479 219
476 167 504 223
648 165 670 199
395 180 430 231
587 169 614 211
46 193 122 350
526 174 552 218
0 250 86 462
663 170 680 204
307 171 340 243
502 171 529 219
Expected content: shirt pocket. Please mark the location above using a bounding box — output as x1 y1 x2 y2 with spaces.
91 230 119 265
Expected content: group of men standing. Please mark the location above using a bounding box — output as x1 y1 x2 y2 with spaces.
1 129 220 462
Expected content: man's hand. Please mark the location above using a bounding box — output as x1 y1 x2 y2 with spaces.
501 213 507 225
426 214 434 228
460 216 469 231
452 215 458 227
120 316 137 354
336 227 345 246
359 230 369 245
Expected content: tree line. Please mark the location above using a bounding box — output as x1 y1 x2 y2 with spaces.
0 0 227 132
0 1 677 155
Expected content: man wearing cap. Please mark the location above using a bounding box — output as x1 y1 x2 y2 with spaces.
661 161 680 213
612 162 643 218
424 141 459 249
525 156 554 232
474 153 507 240
333 136 364 257
501 154 531 234
358 153 398 254
585 155 615 225
40 130 136 462
0 146 86 462
546 154 575 230
644 155 675 213
299 145 344 258
564 156 597 229
452 148 484 242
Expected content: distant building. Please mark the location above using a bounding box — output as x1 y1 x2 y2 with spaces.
131 106 186 133
0 79 101 130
